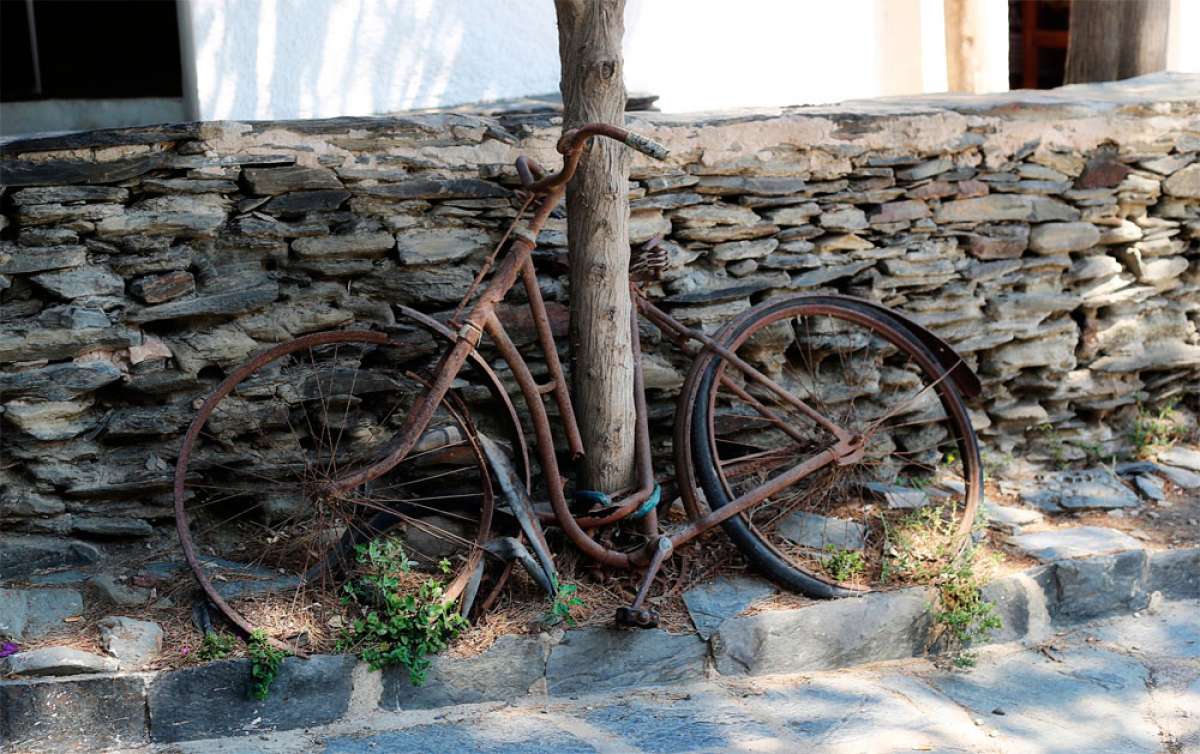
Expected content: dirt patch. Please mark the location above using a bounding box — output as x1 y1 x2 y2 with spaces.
6 448 1197 675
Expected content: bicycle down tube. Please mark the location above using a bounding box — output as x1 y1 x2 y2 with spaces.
323 189 561 497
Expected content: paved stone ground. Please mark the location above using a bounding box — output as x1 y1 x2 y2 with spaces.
125 599 1198 754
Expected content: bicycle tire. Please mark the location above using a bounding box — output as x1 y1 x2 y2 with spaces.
687 295 982 598
174 327 496 649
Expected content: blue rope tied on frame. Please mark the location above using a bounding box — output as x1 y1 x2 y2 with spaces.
629 483 662 520
573 483 662 520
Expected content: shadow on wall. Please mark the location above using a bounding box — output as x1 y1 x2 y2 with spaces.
189 0 562 122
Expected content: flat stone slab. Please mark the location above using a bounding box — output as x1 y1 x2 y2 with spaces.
0 674 147 753
0 588 83 640
983 502 1045 532
1008 526 1142 562
1134 474 1166 501
2 646 119 677
682 574 777 640
0 535 100 580
1084 598 1200 658
922 645 1161 754
746 671 995 751
1159 446 1200 473
26 570 89 586
1159 464 1200 490
211 573 302 600
98 616 162 670
714 588 933 676
148 654 356 743
979 572 1047 643
1148 547 1200 599
1049 549 1150 623
90 573 151 606
582 690 778 754
545 627 707 694
864 481 932 510
322 715 596 754
777 511 868 550
1019 468 1140 512
381 635 546 710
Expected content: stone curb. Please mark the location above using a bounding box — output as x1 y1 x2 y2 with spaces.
2 546 1196 752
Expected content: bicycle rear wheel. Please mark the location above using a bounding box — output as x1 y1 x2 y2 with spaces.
687 296 982 597
174 329 494 650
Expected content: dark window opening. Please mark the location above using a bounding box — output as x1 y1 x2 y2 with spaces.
2 0 183 103
1009 0 1071 90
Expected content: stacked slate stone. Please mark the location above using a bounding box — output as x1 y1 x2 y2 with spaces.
1 79 1198 544
631 137 1200 466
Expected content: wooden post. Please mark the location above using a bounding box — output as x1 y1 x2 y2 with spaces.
944 0 1010 94
1064 0 1169 84
554 0 637 493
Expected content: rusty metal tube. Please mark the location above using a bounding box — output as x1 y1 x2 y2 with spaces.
638 296 853 443
520 256 584 459
667 446 842 551
484 311 632 569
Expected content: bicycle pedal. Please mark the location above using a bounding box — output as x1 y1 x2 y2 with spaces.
615 606 660 629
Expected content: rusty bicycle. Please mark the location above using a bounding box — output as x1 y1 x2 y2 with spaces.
174 123 983 649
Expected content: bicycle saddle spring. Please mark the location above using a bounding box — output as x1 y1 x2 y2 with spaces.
630 235 668 280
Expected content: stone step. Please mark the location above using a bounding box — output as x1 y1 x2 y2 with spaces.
2 544 1195 750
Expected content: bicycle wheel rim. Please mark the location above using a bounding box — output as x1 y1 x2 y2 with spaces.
174 330 494 650
690 297 982 595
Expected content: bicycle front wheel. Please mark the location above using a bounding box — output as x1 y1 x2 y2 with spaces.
687 296 982 597
174 328 494 650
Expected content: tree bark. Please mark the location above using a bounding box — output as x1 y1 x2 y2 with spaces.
554 0 636 493
1064 0 1169 85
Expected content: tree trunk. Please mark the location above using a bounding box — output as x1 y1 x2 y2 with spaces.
1064 0 1169 84
554 0 636 493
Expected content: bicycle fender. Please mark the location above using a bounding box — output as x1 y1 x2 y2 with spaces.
478 433 559 597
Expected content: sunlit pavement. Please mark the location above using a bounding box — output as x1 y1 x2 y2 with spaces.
148 599 1198 754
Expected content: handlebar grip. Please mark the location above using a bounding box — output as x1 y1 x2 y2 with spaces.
624 131 670 161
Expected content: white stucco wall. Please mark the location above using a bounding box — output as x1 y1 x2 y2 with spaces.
181 0 1200 121
183 0 562 121
182 0 964 121
0 0 1181 132
1168 0 1200 74
624 0 952 112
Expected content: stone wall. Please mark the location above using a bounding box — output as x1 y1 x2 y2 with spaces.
2 73 1198 541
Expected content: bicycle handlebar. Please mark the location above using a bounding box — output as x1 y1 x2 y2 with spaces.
557 123 670 161
518 123 669 194
623 130 671 160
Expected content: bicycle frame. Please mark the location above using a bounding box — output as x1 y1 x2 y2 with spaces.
170 122 985 646
323 127 863 573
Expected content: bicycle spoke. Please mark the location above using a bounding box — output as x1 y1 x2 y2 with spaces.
176 331 494 650
693 302 979 590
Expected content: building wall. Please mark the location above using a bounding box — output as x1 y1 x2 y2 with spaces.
182 0 561 120
1168 0 1200 73
6 1 1198 134
182 0 964 121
